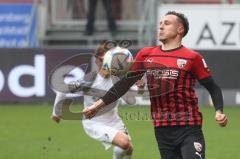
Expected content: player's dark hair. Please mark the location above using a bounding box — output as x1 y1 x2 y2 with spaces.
166 11 189 37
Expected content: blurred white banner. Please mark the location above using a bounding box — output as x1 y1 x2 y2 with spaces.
158 4 240 50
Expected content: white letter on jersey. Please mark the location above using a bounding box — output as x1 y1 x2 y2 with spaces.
202 59 208 68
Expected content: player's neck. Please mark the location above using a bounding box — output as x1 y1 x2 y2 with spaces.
161 41 182 51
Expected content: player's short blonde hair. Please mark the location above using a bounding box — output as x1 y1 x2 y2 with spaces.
95 41 109 57
95 41 111 78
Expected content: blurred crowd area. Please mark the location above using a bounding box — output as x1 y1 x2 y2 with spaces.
0 0 239 49
0 0 239 22
48 0 239 21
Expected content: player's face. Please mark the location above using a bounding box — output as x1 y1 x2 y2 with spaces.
95 54 104 70
159 15 183 42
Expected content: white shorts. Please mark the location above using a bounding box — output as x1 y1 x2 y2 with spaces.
82 119 130 150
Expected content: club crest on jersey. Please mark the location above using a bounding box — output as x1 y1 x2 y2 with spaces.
177 59 187 69
194 142 202 152
146 58 153 63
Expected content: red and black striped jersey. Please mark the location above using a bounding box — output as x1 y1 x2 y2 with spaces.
130 45 211 127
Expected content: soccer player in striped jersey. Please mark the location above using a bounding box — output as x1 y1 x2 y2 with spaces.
83 11 228 159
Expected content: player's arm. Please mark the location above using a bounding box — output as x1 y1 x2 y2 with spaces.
68 71 98 93
192 53 227 127
51 92 65 123
68 79 93 93
199 76 227 127
136 79 146 95
199 76 223 112
68 80 107 97
83 72 144 119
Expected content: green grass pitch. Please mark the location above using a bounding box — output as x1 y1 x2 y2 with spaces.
0 104 239 159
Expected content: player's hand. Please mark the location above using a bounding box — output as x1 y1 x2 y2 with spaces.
82 99 105 119
215 111 228 127
136 80 145 95
83 105 98 119
51 115 61 123
136 80 145 88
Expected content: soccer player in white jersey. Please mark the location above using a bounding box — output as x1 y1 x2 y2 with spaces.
51 42 134 159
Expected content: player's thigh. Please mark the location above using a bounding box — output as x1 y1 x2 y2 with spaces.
159 149 181 159
180 132 205 159
82 121 117 142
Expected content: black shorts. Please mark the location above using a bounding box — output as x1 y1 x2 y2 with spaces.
154 126 205 159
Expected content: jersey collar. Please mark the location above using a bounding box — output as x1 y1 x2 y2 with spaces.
160 45 183 52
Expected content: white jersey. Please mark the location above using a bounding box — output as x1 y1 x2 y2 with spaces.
83 73 122 124
82 74 128 150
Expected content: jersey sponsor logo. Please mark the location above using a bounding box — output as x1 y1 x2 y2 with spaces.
146 69 179 79
177 59 187 69
194 142 202 152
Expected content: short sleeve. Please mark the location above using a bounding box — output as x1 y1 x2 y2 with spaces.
191 54 211 80
130 49 145 73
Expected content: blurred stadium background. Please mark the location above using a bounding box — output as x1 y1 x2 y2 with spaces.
0 0 240 158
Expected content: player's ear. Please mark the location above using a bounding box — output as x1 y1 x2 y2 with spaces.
177 25 184 36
